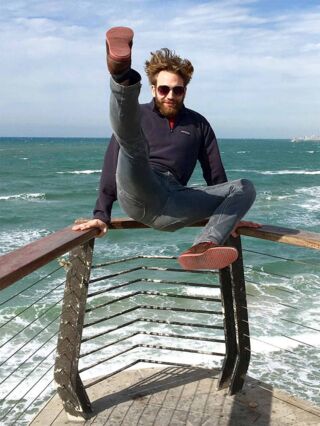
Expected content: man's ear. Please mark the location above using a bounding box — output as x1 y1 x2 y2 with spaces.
151 85 156 97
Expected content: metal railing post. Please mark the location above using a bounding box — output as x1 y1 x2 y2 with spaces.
217 236 250 395
54 239 95 420
217 266 237 390
228 235 251 394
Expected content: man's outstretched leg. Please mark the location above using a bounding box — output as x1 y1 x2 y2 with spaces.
105 27 168 224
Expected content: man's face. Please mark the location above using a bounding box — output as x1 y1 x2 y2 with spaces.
152 71 186 118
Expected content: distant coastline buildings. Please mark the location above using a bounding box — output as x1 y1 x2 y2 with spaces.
291 135 320 142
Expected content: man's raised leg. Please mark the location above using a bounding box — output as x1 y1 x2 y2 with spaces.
106 27 167 222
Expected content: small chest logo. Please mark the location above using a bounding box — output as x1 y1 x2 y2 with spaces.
180 130 191 135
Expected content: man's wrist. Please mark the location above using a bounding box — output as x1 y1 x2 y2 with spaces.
92 214 110 225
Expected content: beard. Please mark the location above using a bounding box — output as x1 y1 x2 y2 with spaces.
154 95 184 118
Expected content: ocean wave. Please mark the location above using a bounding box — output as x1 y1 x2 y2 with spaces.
296 202 320 213
293 186 320 213
251 333 320 353
0 229 50 255
296 186 320 197
262 170 320 175
56 170 101 175
228 169 320 175
0 193 46 201
251 333 320 354
94 242 180 259
184 286 220 298
263 194 296 201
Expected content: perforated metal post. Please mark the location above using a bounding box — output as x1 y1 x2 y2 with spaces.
217 265 237 390
54 239 94 420
229 236 251 394
217 236 250 395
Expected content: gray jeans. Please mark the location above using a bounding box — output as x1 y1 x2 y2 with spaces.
110 77 256 245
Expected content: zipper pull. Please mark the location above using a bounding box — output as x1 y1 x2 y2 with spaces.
168 118 175 132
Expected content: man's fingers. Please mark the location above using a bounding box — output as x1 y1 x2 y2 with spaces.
245 221 261 227
97 228 107 238
231 221 262 238
72 219 108 237
74 217 91 225
238 221 262 228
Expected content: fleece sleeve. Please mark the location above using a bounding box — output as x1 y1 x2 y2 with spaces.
93 135 119 224
198 119 228 185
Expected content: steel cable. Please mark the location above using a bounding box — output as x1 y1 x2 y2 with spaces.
0 314 60 386
0 296 63 355
0 279 65 331
0 265 62 309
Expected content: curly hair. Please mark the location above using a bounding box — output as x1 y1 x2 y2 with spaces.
144 48 194 86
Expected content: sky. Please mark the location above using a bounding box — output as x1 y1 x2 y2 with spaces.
1 0 320 138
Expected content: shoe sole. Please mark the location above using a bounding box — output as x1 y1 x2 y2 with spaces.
178 246 238 270
106 27 133 62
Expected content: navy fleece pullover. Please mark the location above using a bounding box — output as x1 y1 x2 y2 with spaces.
93 100 227 224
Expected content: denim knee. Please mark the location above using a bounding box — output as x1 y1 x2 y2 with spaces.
239 178 256 203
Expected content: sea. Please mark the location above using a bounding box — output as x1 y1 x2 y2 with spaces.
0 137 320 424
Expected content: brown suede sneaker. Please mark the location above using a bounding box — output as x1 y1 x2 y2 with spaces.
106 26 133 75
178 242 238 270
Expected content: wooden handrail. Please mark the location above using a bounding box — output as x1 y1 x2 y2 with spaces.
0 226 99 290
110 218 320 250
237 224 320 250
1 218 320 291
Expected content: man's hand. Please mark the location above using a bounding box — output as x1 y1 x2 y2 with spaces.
72 218 108 238
231 220 262 238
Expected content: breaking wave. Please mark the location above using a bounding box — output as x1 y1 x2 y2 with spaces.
0 193 46 201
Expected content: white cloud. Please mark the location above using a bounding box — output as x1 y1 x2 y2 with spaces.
302 42 320 52
1 0 320 137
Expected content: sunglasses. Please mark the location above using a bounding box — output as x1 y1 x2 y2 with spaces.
156 85 185 97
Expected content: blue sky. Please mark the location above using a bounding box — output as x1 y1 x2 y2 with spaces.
1 0 320 138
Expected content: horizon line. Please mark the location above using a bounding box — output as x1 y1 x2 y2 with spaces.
0 135 293 140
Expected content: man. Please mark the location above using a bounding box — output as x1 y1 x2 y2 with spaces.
73 26 259 270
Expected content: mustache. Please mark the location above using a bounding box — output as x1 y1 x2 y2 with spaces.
161 100 179 108
154 96 184 117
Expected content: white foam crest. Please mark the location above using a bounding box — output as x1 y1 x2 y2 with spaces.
56 170 101 175
0 193 46 201
251 333 320 354
298 201 320 213
183 286 220 297
264 194 296 201
228 169 320 175
295 186 320 197
293 187 320 212
227 168 251 173
95 242 180 258
0 228 50 255
262 170 320 175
